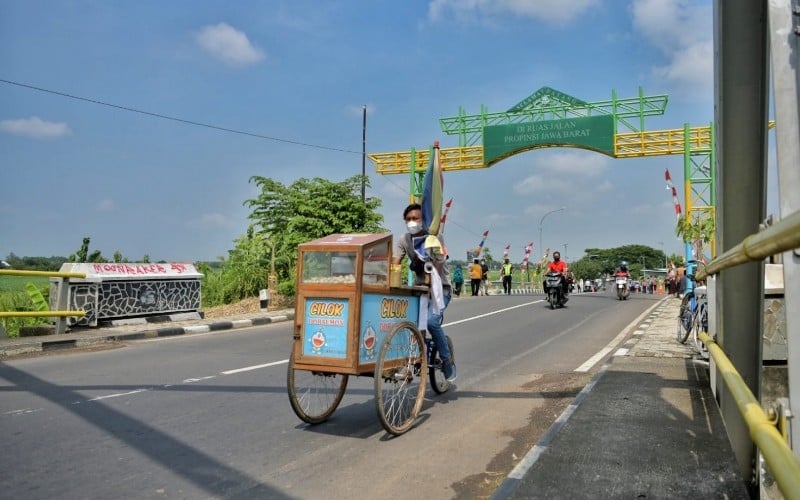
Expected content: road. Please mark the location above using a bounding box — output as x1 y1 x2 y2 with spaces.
0 290 662 499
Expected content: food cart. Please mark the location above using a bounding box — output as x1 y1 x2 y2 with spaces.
287 233 453 435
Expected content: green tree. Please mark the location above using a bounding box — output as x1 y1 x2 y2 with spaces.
69 237 108 263
675 214 715 260
238 174 385 298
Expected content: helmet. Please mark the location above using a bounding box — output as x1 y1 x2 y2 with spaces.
620 261 628 272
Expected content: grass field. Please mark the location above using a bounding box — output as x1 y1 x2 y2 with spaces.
0 276 52 337
0 275 50 293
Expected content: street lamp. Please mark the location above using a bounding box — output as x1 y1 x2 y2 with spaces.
538 207 566 259
658 240 667 270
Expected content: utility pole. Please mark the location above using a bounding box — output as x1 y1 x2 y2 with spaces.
361 105 367 204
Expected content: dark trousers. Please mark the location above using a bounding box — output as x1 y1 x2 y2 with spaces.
471 278 481 296
502 276 512 294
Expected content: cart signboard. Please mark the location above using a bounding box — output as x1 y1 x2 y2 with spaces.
359 293 420 363
302 298 349 358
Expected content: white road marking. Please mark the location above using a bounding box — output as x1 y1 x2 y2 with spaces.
221 360 288 375
573 300 663 373
443 300 544 327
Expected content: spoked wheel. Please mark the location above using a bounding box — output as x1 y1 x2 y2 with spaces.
692 305 710 359
374 321 427 435
429 335 455 394
676 294 693 344
287 349 348 424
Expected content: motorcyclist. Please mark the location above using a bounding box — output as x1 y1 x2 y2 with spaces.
544 251 569 297
614 261 631 278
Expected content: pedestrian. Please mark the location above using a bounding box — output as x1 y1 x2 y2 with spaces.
667 263 677 296
452 264 464 297
480 259 489 296
470 258 482 296
500 258 513 294
676 263 686 297
392 202 456 381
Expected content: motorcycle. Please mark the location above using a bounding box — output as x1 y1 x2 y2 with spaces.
544 271 568 309
615 275 630 300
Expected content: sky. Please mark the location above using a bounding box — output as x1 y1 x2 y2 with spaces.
0 0 780 265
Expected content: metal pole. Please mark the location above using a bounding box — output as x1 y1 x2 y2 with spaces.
714 0 770 489
538 207 565 259
768 0 800 456
361 105 366 204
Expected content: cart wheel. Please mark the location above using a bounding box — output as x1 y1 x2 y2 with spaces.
429 335 455 394
287 349 348 424
374 321 427 435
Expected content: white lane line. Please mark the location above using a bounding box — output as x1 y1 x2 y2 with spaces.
183 375 217 383
443 300 544 327
573 300 664 373
82 388 152 402
221 359 288 375
4 408 43 416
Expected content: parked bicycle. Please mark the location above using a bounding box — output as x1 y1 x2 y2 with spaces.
676 260 710 359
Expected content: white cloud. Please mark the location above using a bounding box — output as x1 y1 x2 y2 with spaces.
652 40 713 89
538 151 610 176
630 0 713 95
428 0 601 26
513 151 610 196
0 116 71 139
196 23 265 67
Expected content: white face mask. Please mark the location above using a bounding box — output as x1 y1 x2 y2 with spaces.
406 221 423 234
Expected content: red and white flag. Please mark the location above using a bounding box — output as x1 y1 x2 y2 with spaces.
665 169 682 221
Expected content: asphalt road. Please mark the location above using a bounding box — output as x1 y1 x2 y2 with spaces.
0 290 662 499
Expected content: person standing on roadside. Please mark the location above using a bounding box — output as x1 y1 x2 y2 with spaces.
480 259 489 296
470 258 482 296
452 264 464 297
500 258 513 294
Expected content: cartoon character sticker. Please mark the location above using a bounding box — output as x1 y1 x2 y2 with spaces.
309 328 326 354
362 321 376 360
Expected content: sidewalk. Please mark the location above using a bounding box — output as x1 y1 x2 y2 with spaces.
0 308 296 358
492 296 751 499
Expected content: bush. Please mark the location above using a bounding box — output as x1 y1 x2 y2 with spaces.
0 290 50 338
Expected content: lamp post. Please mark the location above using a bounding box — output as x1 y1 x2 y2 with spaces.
538 207 566 259
658 240 667 269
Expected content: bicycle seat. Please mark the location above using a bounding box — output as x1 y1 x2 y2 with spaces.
694 285 707 297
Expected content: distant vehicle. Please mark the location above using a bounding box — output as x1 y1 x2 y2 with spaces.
0 260 10 269
583 282 595 292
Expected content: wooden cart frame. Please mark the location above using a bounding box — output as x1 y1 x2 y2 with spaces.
286 233 453 435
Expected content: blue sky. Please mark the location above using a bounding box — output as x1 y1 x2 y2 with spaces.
0 0 779 264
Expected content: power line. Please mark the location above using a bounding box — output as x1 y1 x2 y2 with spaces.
0 78 361 154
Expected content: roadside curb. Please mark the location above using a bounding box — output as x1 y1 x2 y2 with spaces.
0 312 296 358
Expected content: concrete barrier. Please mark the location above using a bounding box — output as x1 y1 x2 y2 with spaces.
50 262 203 327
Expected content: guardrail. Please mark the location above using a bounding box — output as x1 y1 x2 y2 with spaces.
693 209 800 499
0 269 87 335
